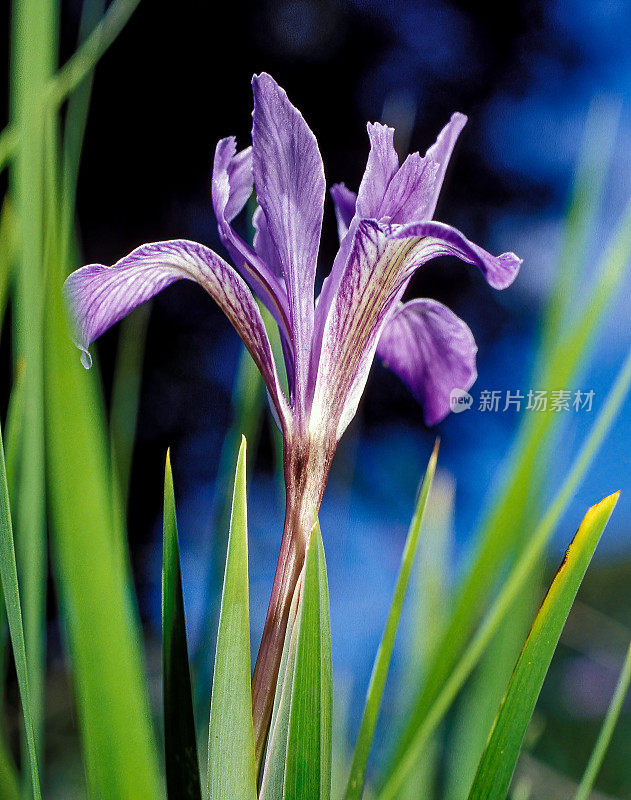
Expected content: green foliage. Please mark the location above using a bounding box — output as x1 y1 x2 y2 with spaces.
0 427 42 799
378 345 631 800
574 640 631 800
260 521 333 800
207 437 258 800
162 451 202 800
467 492 619 800
344 440 439 800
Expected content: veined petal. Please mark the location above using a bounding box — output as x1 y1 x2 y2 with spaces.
212 137 292 344
377 299 477 426
64 240 290 428
355 122 399 219
378 152 439 223
424 112 468 218
313 219 520 439
252 72 325 419
311 221 415 440
330 183 357 242
387 220 522 289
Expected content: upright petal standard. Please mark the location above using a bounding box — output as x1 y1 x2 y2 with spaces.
64 73 521 763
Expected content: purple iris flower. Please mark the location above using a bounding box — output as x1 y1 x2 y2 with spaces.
64 73 520 758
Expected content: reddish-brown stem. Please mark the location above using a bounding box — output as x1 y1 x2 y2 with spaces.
251 433 334 771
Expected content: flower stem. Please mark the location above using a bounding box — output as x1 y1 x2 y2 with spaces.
251 434 334 772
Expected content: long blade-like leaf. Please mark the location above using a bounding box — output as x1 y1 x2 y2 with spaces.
467 492 619 800
207 436 257 800
573 639 631 800
162 450 202 800
0 427 41 799
344 440 439 800
284 520 333 800
45 276 162 799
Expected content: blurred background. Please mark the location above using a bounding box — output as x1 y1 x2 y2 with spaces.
2 0 631 797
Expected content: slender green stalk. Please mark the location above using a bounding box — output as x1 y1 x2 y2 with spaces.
10 0 59 768
0 0 141 176
378 346 631 800
0 428 42 800
574 640 631 800
344 441 439 800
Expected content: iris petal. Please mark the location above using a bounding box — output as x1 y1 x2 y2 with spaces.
212 137 292 345
377 299 478 426
64 239 290 428
252 72 325 421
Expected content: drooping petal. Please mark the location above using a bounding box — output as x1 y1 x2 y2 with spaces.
330 183 357 242
251 72 325 420
355 122 399 219
424 112 467 218
387 220 522 289
312 219 520 439
212 137 292 344
64 240 290 428
376 299 477 426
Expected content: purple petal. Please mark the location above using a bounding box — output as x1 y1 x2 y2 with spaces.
252 73 325 417
377 299 477 426
355 122 399 219
212 137 292 343
311 221 412 440
64 240 290 427
424 112 468 218
378 152 439 223
330 183 357 241
312 218 519 438
387 220 522 289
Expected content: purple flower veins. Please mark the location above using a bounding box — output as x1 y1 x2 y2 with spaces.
65 72 520 441
63 73 521 760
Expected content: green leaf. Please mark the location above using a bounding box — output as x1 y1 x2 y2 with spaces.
259 520 333 800
162 450 202 800
207 436 257 800
284 520 332 800
344 440 439 800
467 492 620 800
45 274 162 800
195 345 265 719
574 639 631 800
0 426 42 799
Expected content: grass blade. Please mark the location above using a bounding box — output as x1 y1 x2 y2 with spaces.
284 520 333 800
344 440 439 800
45 277 162 799
162 451 202 800
110 304 151 511
573 639 631 800
467 492 619 800
207 436 257 800
378 346 631 800
0 427 41 799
